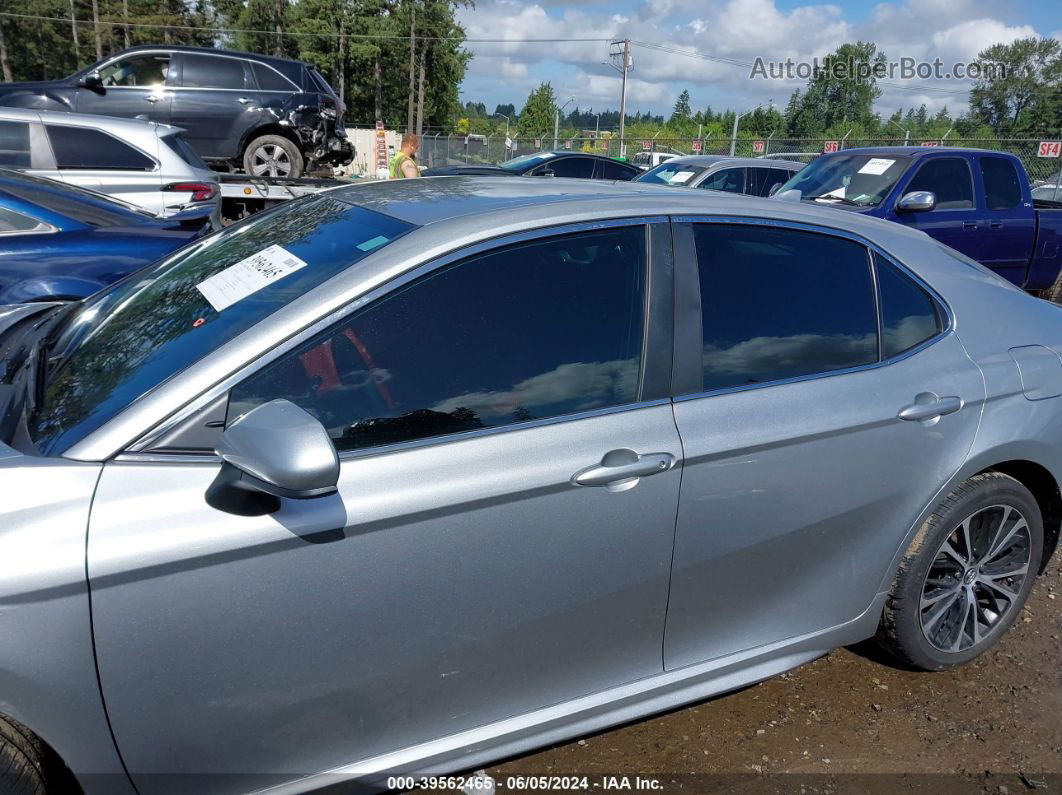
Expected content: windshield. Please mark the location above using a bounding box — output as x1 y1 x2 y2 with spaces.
498 152 556 172
0 169 155 224
30 194 413 455
635 163 710 186
776 154 911 207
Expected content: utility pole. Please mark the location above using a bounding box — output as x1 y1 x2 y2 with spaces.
609 39 631 158
406 0 416 133
554 96 574 150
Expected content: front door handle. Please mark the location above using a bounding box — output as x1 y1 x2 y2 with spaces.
898 393 963 423
237 96 254 105
572 449 675 492
143 94 160 103
962 221 978 231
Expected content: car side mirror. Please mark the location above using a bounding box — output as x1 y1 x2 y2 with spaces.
77 71 104 92
768 182 783 196
897 190 936 212
206 399 339 516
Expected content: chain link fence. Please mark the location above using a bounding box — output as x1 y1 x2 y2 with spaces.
405 132 1062 186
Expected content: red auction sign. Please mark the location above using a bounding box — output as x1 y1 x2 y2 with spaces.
920 140 939 147
823 140 839 153
642 140 652 151
1038 141 1061 158
752 140 765 153
691 139 702 153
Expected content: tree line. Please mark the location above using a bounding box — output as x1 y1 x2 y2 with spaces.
0 0 470 132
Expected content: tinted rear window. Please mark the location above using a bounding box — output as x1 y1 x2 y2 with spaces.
253 62 295 92
46 125 155 171
31 196 413 455
163 133 209 170
181 53 249 89
980 156 1023 210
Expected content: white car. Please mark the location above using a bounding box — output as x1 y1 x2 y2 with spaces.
629 150 681 170
0 107 219 224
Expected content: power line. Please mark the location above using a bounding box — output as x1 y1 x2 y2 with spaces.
0 12 611 43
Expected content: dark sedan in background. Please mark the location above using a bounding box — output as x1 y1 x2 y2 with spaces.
0 169 209 303
422 151 641 180
0 45 353 178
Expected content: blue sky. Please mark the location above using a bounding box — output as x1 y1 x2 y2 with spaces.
456 0 1062 121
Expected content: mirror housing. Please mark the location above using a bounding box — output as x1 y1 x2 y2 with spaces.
767 182 783 196
206 399 339 516
76 71 104 92
896 190 936 213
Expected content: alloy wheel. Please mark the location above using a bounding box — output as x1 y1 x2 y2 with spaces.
250 144 292 177
919 504 1032 652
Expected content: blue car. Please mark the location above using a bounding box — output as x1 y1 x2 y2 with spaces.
0 168 210 303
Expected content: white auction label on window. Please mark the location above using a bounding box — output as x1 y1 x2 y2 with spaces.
670 171 696 184
197 245 308 312
857 158 895 175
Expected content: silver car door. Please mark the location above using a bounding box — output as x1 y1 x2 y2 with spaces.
87 221 681 794
663 220 983 669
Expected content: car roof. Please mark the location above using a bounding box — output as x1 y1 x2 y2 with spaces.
328 175 906 232
649 155 807 169
824 146 1006 159
116 44 303 70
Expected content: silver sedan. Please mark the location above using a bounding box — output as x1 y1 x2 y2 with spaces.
1 177 1060 794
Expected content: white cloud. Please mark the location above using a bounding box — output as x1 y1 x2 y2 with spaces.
458 0 1057 117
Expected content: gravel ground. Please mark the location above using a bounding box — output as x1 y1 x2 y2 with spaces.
484 559 1062 794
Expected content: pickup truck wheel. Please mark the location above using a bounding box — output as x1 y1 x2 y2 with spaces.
243 135 304 179
1043 270 1062 303
0 716 46 794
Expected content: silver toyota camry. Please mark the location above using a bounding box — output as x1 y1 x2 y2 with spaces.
1 177 1060 794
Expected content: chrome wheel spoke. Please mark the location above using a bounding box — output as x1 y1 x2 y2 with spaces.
977 575 1019 601
923 590 961 635
921 585 960 610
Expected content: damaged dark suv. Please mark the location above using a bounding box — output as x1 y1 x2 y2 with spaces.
0 45 353 178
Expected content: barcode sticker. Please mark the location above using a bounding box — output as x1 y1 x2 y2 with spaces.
197 245 308 312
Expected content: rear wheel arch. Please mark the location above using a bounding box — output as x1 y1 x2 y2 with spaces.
978 460 1061 572
237 123 301 162
0 712 82 794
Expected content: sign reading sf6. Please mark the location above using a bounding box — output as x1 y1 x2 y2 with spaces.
774 146 1062 300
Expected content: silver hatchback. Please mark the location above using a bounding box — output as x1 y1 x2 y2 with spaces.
1 178 1060 794
0 106 219 222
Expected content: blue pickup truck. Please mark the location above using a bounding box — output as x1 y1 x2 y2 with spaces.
775 147 1062 299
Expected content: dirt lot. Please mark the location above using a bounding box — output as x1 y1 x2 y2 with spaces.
487 558 1062 794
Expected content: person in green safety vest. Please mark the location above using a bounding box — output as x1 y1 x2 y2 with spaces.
389 134 421 179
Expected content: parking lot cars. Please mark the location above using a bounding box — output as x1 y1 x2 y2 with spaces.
0 168 210 302
0 107 220 222
774 147 1062 297
0 45 354 178
422 150 641 179
635 154 805 196
1 177 1060 793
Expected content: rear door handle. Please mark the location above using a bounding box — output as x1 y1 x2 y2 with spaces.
989 221 1003 229
237 96 254 105
898 393 963 423
143 94 160 103
573 449 675 492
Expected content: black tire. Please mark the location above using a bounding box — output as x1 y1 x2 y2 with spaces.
876 471 1043 670
0 716 47 795
1044 269 1062 304
242 134 304 178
